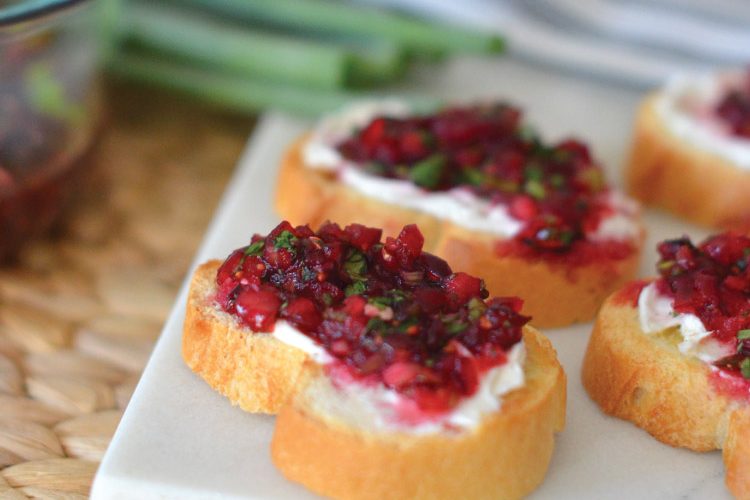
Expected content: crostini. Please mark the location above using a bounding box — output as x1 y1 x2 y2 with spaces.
275 101 644 327
183 220 566 500
626 69 750 228
582 232 750 498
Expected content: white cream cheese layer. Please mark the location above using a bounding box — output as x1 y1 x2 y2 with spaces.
303 101 640 242
270 319 526 434
655 71 750 169
638 282 733 363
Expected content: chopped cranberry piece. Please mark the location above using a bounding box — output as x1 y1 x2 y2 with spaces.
234 288 281 332
216 249 245 286
445 272 484 307
282 297 323 331
344 223 382 251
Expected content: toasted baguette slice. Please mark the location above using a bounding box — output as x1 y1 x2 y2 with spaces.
271 326 566 500
183 260 309 414
582 284 750 498
626 94 750 228
276 137 643 328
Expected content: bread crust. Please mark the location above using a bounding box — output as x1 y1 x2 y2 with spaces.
275 137 643 327
271 327 566 500
625 94 750 228
582 285 750 498
182 261 309 414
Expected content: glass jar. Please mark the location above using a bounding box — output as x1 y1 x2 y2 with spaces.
0 0 103 261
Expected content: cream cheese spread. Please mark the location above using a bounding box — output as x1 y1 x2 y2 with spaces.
638 282 733 363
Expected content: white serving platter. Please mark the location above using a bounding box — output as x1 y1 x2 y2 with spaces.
91 58 730 499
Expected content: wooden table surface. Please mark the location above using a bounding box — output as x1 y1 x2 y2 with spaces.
0 81 255 498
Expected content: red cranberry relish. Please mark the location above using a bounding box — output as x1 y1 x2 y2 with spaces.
215 221 529 412
655 233 750 381
715 70 750 139
336 102 622 254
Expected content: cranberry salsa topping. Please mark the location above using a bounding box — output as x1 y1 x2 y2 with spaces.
714 69 750 139
655 233 750 380
215 221 529 412
335 103 631 255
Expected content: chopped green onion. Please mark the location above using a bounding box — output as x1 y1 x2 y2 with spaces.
175 0 504 58
244 240 265 256
741 358 750 379
738 329 750 340
409 155 445 189
122 3 352 89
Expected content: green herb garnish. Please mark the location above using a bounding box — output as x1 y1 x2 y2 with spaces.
524 179 545 199
468 297 486 320
274 230 298 251
738 329 750 340
244 240 265 256
344 249 367 280
345 280 367 297
445 321 467 334
369 296 392 309
409 154 445 189
366 317 388 333
461 168 485 186
741 358 750 380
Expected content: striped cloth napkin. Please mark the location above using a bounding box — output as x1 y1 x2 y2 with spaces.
369 0 750 88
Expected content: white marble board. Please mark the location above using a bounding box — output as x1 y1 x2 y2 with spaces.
91 58 729 499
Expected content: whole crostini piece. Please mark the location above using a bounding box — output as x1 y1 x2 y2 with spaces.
583 232 750 498
183 220 566 499
626 69 750 228
275 101 644 327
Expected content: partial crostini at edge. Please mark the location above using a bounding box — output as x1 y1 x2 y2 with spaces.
183 220 566 500
275 101 644 327
582 232 750 498
627 68 750 228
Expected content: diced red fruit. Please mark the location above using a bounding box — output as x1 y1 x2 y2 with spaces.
344 223 382 251
361 117 388 147
267 220 296 239
264 247 294 270
341 295 367 318
382 362 423 389
396 224 424 262
452 354 479 394
399 130 429 160
518 215 575 251
702 233 750 266
509 195 538 221
556 139 591 163
411 387 455 412
216 249 244 286
240 256 266 278
234 288 281 332
444 272 483 307
420 253 452 281
282 297 322 331
413 287 447 313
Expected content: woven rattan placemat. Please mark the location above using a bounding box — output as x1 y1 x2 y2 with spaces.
0 82 254 499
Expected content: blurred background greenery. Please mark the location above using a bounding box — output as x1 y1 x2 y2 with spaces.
104 0 505 115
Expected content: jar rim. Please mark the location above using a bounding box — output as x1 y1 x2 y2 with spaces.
0 0 91 27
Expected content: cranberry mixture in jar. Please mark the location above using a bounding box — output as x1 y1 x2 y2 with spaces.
714 70 750 139
335 103 637 260
654 233 750 389
215 221 529 413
